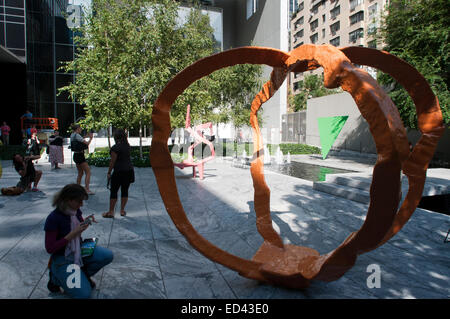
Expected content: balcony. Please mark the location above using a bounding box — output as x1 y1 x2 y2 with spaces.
349 20 364 31
349 37 364 46
350 3 364 13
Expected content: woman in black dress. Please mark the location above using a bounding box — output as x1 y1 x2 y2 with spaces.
102 129 134 218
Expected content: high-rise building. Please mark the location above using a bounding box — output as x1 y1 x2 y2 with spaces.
289 0 388 94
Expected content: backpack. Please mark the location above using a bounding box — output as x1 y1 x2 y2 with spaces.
70 140 88 152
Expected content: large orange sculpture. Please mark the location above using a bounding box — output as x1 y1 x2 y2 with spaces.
150 44 444 288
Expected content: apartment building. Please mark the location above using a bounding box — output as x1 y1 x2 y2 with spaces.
289 0 388 94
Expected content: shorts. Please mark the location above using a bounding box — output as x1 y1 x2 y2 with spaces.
73 152 86 165
17 172 35 190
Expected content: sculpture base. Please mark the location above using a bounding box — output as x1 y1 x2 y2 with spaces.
252 241 320 289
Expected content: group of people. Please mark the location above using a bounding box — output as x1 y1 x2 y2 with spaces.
8 124 136 298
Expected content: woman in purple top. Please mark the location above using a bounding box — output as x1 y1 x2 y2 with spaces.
44 184 113 299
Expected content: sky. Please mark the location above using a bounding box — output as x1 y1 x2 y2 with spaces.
66 1 223 49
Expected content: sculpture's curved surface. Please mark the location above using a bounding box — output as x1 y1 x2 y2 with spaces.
150 45 444 288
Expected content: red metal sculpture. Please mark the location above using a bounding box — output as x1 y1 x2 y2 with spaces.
172 104 215 180
150 44 444 288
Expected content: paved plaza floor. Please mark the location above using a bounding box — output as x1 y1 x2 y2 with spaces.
0 153 449 299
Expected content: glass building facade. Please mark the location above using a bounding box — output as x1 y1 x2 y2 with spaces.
26 0 86 136
1 0 222 141
0 0 26 60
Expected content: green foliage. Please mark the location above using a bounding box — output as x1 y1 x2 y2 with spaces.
290 74 341 112
377 0 449 128
87 146 151 167
60 0 263 134
214 142 321 157
0 145 26 160
271 143 321 155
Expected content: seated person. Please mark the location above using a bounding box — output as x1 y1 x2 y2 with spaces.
44 184 114 299
12 153 42 192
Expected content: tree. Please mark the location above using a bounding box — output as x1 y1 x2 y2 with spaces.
377 0 449 128
60 0 262 154
290 74 341 112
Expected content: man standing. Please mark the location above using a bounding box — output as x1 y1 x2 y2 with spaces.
1 121 11 145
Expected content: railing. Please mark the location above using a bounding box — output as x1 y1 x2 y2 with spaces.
21 117 59 131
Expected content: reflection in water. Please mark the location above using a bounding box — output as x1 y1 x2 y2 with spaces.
268 161 353 182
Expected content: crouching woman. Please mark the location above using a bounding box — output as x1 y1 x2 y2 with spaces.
44 184 113 299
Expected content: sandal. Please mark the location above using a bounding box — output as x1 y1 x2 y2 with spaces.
102 212 115 218
120 211 126 217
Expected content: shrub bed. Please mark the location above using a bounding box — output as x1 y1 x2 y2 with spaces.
87 143 321 167
214 142 321 156
0 145 27 160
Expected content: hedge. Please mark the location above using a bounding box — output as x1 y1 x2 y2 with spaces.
214 142 321 156
86 143 321 167
0 145 27 160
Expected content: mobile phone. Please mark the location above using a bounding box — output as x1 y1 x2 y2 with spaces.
80 220 91 227
80 214 95 226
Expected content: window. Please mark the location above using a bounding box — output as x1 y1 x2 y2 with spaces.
322 28 325 38
246 0 258 20
0 22 4 46
368 22 377 34
350 11 364 25
5 22 25 48
294 41 303 48
298 2 304 12
368 3 378 19
330 21 340 35
295 16 304 28
349 28 364 43
322 14 326 23
310 19 318 32
368 40 377 49
294 29 304 42
310 33 318 44
5 0 24 8
350 0 363 11
330 5 340 20
330 36 340 47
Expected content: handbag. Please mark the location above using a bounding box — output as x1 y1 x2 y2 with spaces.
81 238 98 257
70 140 88 152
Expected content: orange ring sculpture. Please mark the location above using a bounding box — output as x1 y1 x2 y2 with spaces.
150 44 444 288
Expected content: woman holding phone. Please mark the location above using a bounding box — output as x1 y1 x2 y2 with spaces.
44 184 113 299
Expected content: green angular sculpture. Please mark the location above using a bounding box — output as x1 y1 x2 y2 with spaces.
317 116 348 159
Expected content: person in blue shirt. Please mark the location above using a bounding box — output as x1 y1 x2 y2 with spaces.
21 110 33 138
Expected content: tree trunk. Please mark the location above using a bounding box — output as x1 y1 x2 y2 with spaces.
107 125 111 149
139 121 143 160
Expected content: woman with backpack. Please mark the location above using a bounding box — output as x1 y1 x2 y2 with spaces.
70 124 94 195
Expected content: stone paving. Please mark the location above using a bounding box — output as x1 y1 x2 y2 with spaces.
0 153 449 299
